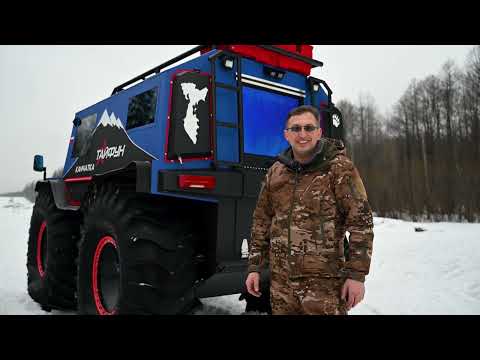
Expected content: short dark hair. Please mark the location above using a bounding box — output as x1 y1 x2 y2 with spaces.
285 105 321 128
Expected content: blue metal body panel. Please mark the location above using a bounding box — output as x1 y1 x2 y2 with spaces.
216 87 238 125
63 48 330 201
242 86 301 157
214 56 237 86
64 53 215 177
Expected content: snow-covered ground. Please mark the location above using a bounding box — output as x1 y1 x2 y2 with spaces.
1 196 479 315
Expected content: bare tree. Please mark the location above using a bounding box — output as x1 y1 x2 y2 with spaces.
337 47 480 222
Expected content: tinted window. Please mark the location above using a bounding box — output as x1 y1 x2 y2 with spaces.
73 114 97 158
126 88 158 130
242 86 301 157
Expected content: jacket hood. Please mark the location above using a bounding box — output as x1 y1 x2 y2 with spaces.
277 137 346 172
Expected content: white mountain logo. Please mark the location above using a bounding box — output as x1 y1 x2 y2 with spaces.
98 110 124 129
181 83 208 144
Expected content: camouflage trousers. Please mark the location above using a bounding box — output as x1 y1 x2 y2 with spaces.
270 271 348 315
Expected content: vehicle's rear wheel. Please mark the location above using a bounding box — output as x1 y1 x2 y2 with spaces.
26 187 80 310
77 184 198 314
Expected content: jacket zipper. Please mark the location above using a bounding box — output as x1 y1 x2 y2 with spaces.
317 215 325 251
287 168 300 260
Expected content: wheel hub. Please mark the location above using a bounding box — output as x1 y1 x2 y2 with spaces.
92 236 120 315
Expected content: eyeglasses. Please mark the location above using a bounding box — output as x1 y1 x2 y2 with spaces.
285 124 320 133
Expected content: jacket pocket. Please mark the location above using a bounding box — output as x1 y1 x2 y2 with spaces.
298 253 340 277
298 217 341 277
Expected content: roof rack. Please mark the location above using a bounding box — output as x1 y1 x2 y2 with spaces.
111 45 209 95
111 45 324 96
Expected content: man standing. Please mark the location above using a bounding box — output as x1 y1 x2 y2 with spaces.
245 105 374 315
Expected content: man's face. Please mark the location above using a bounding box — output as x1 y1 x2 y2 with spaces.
284 112 322 159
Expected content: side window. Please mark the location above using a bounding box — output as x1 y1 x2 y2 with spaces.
73 114 97 158
126 87 158 130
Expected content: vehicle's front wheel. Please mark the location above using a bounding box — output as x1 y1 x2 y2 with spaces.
26 187 80 310
77 184 198 314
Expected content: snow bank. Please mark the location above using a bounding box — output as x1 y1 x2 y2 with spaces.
1 197 479 315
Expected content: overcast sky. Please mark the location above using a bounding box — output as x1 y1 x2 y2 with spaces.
0 45 475 193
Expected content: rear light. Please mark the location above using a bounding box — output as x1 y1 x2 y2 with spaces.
178 175 216 190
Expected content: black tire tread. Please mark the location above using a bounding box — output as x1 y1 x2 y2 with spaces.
77 183 197 315
26 188 80 310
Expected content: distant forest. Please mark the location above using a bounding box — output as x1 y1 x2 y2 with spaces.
19 46 480 222
338 45 480 222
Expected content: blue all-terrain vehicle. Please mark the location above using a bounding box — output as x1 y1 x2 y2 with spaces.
27 45 344 314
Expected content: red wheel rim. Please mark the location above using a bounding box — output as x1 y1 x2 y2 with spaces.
36 221 47 278
92 236 119 315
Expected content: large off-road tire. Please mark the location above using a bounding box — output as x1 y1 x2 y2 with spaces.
26 188 80 310
77 184 198 315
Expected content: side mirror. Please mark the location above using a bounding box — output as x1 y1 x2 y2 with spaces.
33 155 45 172
33 155 47 180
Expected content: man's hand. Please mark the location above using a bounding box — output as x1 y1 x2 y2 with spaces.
341 278 365 311
245 272 262 297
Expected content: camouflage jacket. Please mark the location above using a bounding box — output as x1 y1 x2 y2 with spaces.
247 138 374 282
